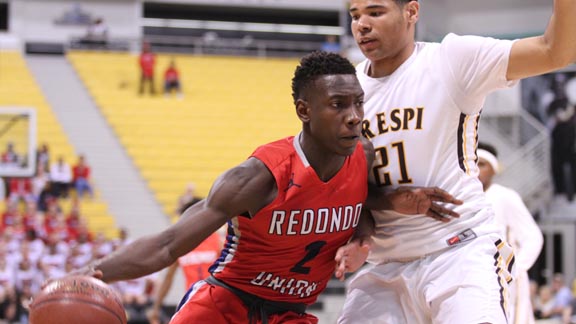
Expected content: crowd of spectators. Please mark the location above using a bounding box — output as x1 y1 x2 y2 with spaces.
532 273 576 323
0 143 159 323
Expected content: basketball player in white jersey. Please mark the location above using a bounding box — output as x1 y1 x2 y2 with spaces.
339 0 576 323
477 142 543 324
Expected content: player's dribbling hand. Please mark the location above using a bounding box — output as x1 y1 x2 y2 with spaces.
387 187 463 222
65 263 104 281
40 263 104 290
334 238 371 281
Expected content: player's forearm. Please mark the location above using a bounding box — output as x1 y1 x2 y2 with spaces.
351 209 374 242
365 184 392 211
544 0 576 67
94 231 176 283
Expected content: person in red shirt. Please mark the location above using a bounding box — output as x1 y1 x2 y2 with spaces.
164 59 183 98
7 178 33 204
75 51 460 324
72 155 93 199
139 42 156 95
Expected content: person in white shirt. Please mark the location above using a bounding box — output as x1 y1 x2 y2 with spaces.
49 156 72 198
477 142 543 324
339 0 576 323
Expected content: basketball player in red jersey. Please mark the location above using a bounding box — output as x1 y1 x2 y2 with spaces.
79 51 461 324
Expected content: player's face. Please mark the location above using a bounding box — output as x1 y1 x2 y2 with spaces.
477 158 495 191
306 74 364 156
349 0 416 63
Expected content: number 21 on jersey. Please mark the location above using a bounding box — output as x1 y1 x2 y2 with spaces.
373 141 413 186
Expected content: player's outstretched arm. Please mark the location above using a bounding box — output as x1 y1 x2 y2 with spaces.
507 0 576 80
83 158 276 283
365 186 463 222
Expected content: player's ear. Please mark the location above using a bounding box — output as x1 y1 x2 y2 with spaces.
296 99 311 123
405 1 419 24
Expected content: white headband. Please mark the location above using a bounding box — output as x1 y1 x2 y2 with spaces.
477 149 499 174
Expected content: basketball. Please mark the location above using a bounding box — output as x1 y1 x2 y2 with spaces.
29 275 127 324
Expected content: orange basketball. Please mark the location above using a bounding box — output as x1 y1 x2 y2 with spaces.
29 275 127 324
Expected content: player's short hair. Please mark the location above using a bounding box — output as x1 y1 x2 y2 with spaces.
291 51 357 104
477 142 498 158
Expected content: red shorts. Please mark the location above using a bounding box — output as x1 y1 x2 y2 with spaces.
170 281 319 324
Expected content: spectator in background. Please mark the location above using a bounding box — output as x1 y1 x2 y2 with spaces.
547 74 576 202
544 273 574 319
83 17 108 49
321 35 342 54
116 274 158 323
164 59 183 99
65 198 83 241
8 177 34 204
175 183 201 217
37 182 57 213
1 143 20 168
535 285 556 320
477 142 544 324
32 164 49 203
72 155 93 199
36 143 50 172
0 256 17 322
139 42 156 95
49 156 72 198
22 201 42 236
1 202 21 231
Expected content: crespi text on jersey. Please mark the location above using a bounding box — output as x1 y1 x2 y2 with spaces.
268 203 363 235
362 107 424 138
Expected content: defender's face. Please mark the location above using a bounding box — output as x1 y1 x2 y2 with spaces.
477 158 495 191
306 75 364 156
349 0 414 63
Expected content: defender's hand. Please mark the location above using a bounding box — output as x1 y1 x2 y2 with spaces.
388 187 462 222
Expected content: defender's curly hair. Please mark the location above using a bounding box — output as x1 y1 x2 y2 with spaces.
291 51 356 104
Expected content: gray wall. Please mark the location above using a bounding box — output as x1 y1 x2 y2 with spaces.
9 0 140 43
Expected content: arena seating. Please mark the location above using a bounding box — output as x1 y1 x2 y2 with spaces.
0 50 118 238
68 51 300 220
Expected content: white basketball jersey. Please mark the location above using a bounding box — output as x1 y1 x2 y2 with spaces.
359 33 517 262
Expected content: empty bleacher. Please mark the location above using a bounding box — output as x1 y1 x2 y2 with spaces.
68 51 301 219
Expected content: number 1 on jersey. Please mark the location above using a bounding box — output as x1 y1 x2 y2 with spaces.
373 142 413 186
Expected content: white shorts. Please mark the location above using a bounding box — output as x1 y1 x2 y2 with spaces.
338 235 515 324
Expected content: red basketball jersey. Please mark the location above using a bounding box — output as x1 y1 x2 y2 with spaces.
210 135 367 304
178 232 222 289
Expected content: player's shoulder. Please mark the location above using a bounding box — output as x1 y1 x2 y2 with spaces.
251 136 296 167
253 136 294 154
489 183 521 198
251 136 295 160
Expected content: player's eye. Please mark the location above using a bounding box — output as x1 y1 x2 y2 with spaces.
332 101 344 109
